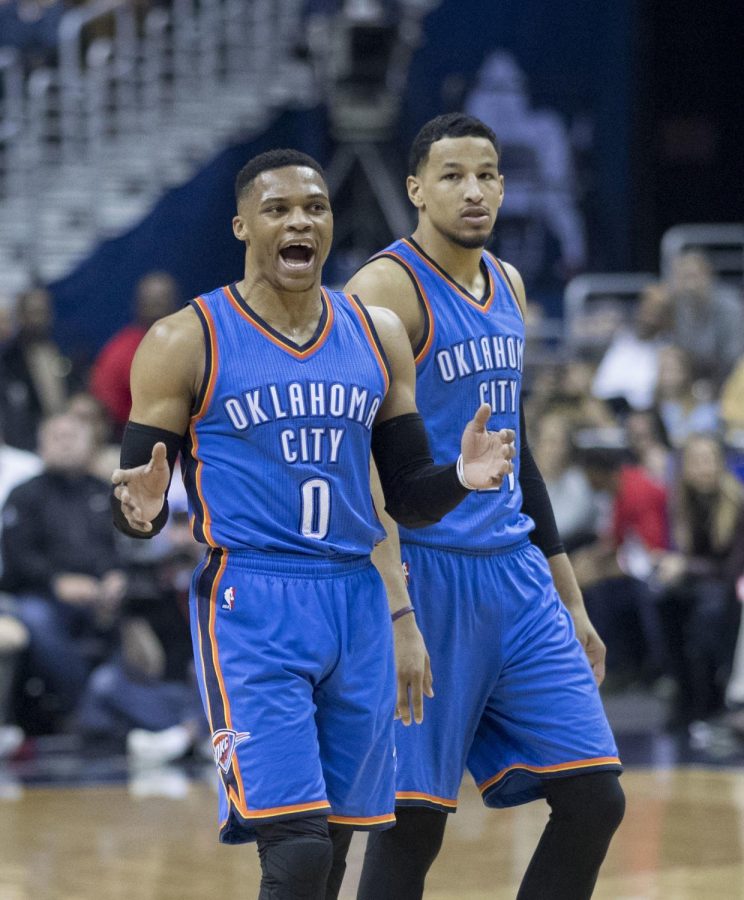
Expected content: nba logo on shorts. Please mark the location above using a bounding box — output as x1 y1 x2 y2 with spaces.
212 729 251 772
401 561 410 586
222 586 236 611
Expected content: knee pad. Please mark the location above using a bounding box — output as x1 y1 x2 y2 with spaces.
256 816 333 900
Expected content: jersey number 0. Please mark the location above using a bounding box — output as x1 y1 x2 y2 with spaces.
299 477 331 540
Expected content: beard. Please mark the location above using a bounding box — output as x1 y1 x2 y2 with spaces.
435 220 493 250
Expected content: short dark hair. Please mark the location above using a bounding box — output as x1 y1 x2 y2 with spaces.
235 149 326 203
408 113 501 175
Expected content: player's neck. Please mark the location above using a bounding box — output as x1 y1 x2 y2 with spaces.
411 222 485 289
235 277 324 342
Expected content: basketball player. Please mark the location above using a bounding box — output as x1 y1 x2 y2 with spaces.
111 149 515 900
347 115 625 900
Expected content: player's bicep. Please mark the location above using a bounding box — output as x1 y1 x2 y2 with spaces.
501 261 528 318
370 308 418 423
128 309 202 434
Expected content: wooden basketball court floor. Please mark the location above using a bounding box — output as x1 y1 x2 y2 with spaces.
2 767 744 899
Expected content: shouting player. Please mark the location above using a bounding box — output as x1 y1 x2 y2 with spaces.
111 149 515 900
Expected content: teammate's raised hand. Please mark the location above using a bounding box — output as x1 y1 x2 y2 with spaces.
112 442 170 532
459 404 516 490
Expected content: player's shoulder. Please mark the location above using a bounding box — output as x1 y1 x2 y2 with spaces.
345 255 418 302
131 304 204 388
138 305 203 355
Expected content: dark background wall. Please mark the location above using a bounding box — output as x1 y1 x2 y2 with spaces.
49 0 742 356
632 0 744 270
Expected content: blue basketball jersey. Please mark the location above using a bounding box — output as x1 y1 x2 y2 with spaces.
371 238 533 551
182 284 388 556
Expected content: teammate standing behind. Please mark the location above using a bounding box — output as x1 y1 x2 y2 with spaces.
110 148 515 900
347 114 625 900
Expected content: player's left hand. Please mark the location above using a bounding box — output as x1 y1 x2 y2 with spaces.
570 606 606 686
460 404 515 490
393 613 433 725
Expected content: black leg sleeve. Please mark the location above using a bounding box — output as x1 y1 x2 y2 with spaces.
357 808 448 900
517 772 625 900
255 816 333 900
325 825 354 900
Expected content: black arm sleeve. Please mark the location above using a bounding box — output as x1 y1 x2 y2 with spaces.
519 401 565 558
371 413 470 529
112 421 183 539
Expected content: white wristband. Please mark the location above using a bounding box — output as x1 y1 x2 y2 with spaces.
456 454 478 491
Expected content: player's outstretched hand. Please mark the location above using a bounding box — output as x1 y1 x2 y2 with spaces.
460 404 516 490
111 442 170 533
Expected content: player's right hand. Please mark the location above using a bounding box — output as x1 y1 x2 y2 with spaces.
112 442 170 532
460 404 516 489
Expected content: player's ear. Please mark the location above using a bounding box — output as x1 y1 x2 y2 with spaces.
232 215 249 243
407 175 424 210
496 173 505 209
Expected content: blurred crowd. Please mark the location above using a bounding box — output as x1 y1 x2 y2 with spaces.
526 249 744 738
0 270 205 766
0 248 743 768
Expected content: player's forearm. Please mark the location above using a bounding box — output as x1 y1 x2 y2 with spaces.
548 552 587 614
370 462 412 613
371 413 469 528
111 422 181 539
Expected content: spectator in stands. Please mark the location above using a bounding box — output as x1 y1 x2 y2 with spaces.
0 293 17 347
526 359 618 432
531 410 596 551
0 287 75 452
668 250 744 387
654 433 744 727
0 1 64 68
0 418 43 519
89 272 179 436
624 407 674 487
720 354 744 441
573 442 670 686
66 391 120 482
655 345 720 448
0 601 27 758
77 499 204 763
0 413 125 725
592 282 672 412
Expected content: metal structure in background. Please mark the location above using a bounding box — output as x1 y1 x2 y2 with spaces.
563 272 657 350
315 1 442 270
0 0 313 292
660 223 744 287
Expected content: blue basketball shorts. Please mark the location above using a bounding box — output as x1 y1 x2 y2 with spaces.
189 548 396 844
395 538 622 812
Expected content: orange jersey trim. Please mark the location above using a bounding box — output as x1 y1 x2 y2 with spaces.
224 283 335 360
478 756 623 794
486 252 525 322
401 238 495 314
395 791 458 809
327 813 397 826
239 800 332 821
344 293 391 394
188 296 219 546
376 249 435 365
